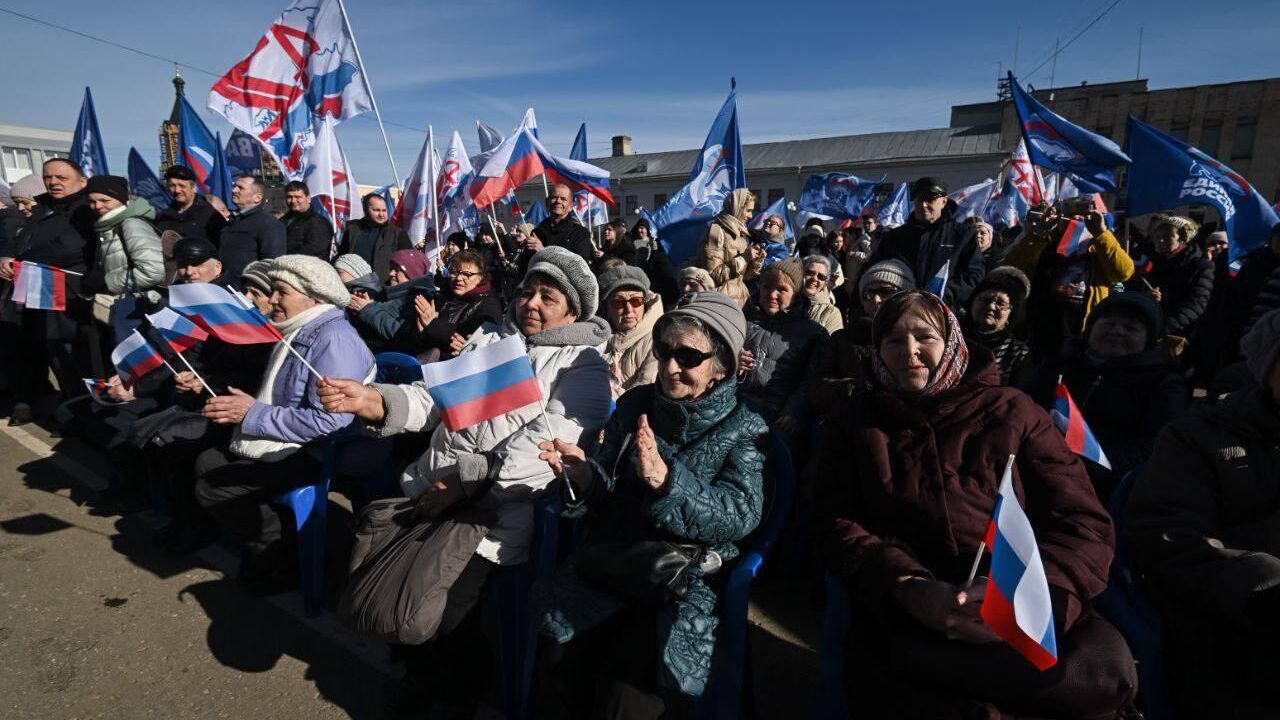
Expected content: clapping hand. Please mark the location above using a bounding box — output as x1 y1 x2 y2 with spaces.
414 295 438 331
634 414 668 492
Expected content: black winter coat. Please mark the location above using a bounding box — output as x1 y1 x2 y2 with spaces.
217 204 285 287
0 206 24 247
742 300 828 422
1127 245 1215 337
617 239 679 307
154 195 226 244
869 209 986 308
533 215 593 264
388 287 504 357
282 209 333 260
338 219 412 283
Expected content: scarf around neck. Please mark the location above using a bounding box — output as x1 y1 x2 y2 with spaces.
872 292 969 398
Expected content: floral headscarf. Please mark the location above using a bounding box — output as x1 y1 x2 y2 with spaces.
872 291 969 398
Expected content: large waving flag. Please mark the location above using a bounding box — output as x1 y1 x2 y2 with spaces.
168 283 283 344
439 131 478 237
177 95 226 197
1126 117 1279 263
569 123 588 162
470 112 542 209
1050 379 1111 469
208 0 374 179
127 148 173 211
877 182 912 229
534 140 614 208
423 334 542 432
304 116 363 236
749 196 795 241
145 306 210 354
70 87 109 178
981 455 1059 671
1008 73 1129 192
393 127 442 244
948 178 997 221
567 122 612 226
12 261 67 311
651 86 747 263
800 173 882 220
111 330 168 388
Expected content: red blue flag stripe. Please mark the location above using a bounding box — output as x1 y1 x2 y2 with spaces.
1050 381 1111 469
111 330 166 388
1054 218 1089 257
168 283 283 345
13 261 67 311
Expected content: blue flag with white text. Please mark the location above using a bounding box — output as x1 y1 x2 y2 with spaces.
71 87 109 178
1009 72 1129 193
224 129 264 179
127 148 172 210
1126 116 1279 263
799 173 882 220
651 86 747 263
877 181 911 228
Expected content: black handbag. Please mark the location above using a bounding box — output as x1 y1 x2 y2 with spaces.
573 540 703 604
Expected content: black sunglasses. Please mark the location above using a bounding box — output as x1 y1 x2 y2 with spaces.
652 341 716 369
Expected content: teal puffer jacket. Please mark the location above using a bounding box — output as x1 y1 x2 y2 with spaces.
534 378 768 696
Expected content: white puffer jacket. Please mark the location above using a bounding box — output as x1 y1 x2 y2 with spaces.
92 198 165 300
372 313 612 565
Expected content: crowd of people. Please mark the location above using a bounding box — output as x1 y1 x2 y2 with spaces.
1 155 1279 719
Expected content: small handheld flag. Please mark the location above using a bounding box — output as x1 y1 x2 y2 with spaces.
980 455 1059 671
422 334 542 432
1054 218 1091 257
83 378 127 406
146 306 210 353
12 261 68 311
1050 378 1111 469
111 330 170 388
168 283 283 345
925 259 951 297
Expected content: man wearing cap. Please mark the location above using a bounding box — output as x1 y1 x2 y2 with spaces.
170 237 226 286
281 181 334 260
868 176 986 309
155 164 227 244
218 176 286 288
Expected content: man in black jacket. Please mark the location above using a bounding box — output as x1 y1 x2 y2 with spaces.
867 176 986 309
218 176 285 287
337 193 411 283
281 180 334 260
532 184 593 264
154 165 227 243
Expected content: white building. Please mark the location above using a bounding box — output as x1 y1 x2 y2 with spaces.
0 124 72 184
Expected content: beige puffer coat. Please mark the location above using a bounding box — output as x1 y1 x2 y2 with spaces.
695 189 763 307
603 292 665 399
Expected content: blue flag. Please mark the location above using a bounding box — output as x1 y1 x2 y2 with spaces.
177 95 223 196
224 129 263 179
208 132 237 211
127 148 172 210
525 200 548 226
570 123 588 162
799 173 882 220
1008 72 1129 193
749 196 795 241
71 87 109 178
1126 116 1279 263
651 86 747 263
877 181 911 228
639 208 658 239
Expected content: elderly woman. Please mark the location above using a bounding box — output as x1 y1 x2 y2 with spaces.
346 248 436 351
961 267 1033 386
598 265 665 399
79 175 166 343
695 188 764 308
677 266 714 298
334 253 380 295
1125 214 1215 338
740 257 827 433
194 255 374 592
533 290 767 716
390 248 504 361
318 246 612 715
801 255 844 334
816 290 1136 719
804 259 915 418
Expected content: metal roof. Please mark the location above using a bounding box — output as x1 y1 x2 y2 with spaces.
588 125 1003 181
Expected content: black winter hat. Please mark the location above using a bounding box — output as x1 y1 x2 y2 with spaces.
1086 292 1165 348
971 266 1031 326
164 165 197 182
85 175 130 205
172 237 218 265
911 176 948 200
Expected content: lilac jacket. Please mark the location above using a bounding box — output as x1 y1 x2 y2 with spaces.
241 307 374 444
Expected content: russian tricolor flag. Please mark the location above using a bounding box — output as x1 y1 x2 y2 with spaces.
1050 379 1112 469
111 330 167 388
146 306 210 354
471 129 546 209
537 150 615 209
925 259 950 297
1054 218 1090 257
12 261 67 311
167 283 283 345
83 378 126 406
981 455 1058 671
423 334 542 432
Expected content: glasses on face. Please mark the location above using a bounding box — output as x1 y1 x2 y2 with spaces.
804 270 829 282
451 269 483 279
610 295 645 309
861 286 896 302
652 341 715 369
976 294 1011 312
763 220 781 228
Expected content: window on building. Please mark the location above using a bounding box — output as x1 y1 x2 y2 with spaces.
1169 122 1189 142
653 193 667 208
1199 121 1223 157
768 187 785 204
1232 118 1257 160
2 146 33 183
625 195 638 218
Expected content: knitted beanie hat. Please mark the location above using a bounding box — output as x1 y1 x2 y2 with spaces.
240 259 274 295
525 245 599 319
762 257 803 290
655 290 747 369
859 259 917 296
333 253 373 280
268 254 351 308
85 175 130 205
389 249 432 280
678 266 715 292
597 265 650 303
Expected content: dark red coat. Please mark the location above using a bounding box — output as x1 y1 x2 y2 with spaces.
816 348 1114 630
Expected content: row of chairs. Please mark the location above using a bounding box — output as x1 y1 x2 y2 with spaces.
257 352 800 719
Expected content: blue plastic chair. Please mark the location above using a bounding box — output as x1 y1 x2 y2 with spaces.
814 574 852 718
1095 467 1180 720
374 351 425 385
699 431 798 720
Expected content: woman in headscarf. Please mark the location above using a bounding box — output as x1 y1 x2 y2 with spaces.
816 289 1135 719
695 189 764 308
194 255 374 593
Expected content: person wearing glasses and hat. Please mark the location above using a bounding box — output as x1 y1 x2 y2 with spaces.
867 176 988 310
598 265 665 399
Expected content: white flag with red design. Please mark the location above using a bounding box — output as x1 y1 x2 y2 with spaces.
1010 138 1045 206
393 127 442 246
302 115 362 236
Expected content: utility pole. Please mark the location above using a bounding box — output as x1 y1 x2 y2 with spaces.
1136 27 1144 80
1049 37 1060 99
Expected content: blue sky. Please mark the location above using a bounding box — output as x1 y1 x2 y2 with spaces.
4 0 1278 186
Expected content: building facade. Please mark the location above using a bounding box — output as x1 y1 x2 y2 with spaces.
0 124 72 185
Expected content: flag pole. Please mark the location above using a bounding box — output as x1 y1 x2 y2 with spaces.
428 125 442 254
171 347 218 398
334 0 401 188
231 287 325 381
280 337 325 382
536 396 577 503
965 454 1017 589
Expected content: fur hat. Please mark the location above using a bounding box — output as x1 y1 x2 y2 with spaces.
268 254 351 308
971 266 1031 325
240 259 274 295
525 245 598 319
655 290 747 370
333 254 373 280
1154 215 1200 243
1241 308 1280 384
597 265 650 302
858 259 917 296
678 266 715 292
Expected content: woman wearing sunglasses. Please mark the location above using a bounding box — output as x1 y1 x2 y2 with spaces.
599 265 665 400
534 290 768 717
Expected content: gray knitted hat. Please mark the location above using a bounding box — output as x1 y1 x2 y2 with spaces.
598 265 650 303
1241 308 1280 384
524 246 598 319
240 259 274 295
11 174 45 201
859 259 917 295
655 290 747 370
268 254 351 308
333 253 373 280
